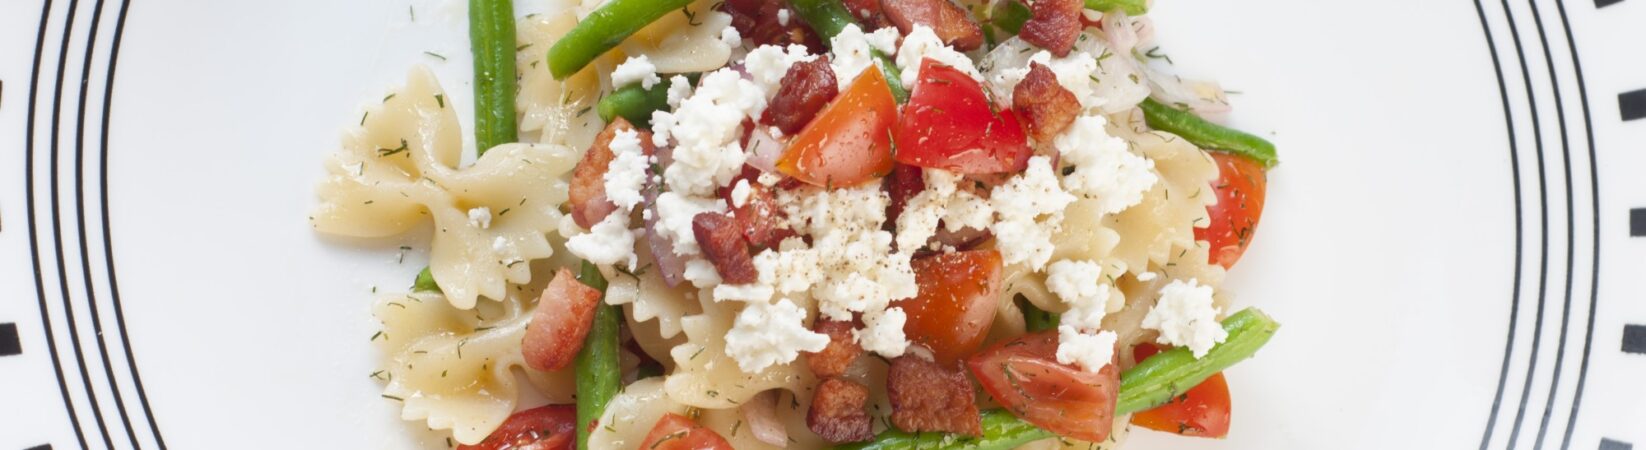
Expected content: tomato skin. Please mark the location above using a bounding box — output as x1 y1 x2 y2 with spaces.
966 331 1120 442
895 58 1032 174
900 250 1003 366
778 67 898 188
1129 343 1232 438
458 405 576 450
638 413 736 450
1196 152 1267 268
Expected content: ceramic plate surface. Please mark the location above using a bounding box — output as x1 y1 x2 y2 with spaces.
2 0 1645 448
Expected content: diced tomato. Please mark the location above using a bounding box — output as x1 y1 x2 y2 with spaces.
522 268 601 372
1129 343 1233 438
779 67 899 188
900 250 1002 366
458 404 576 450
967 331 1120 443
1195 152 1268 268
895 58 1031 174
638 413 735 450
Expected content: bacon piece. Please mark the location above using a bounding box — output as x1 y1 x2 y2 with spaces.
882 164 925 229
522 268 601 372
762 58 840 135
886 355 983 436
805 319 863 377
881 0 984 51
569 118 653 229
808 378 875 443
842 0 892 29
718 166 796 250
693 212 760 284
1012 62 1081 142
723 0 825 52
1019 0 1083 57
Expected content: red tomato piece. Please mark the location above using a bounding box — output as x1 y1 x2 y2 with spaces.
522 267 601 372
1129 343 1233 438
458 404 576 450
638 413 735 450
779 67 899 188
967 331 1120 443
901 250 1003 367
1195 152 1268 268
895 58 1031 174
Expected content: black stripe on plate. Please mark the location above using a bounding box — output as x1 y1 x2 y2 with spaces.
1595 0 1625 8
0 323 20 356
1602 438 1634 450
1631 208 1646 236
26 445 51 450
1622 89 1646 121
1624 325 1646 354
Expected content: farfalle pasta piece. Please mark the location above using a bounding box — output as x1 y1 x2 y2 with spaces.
1101 119 1219 274
618 0 735 73
311 68 580 309
517 12 604 150
665 294 815 409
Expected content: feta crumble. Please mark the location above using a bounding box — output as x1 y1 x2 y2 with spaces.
565 213 638 269
719 26 742 48
829 24 901 87
743 44 818 96
1056 327 1118 373
604 128 651 211
724 298 830 373
989 157 1075 269
1142 279 1227 358
729 179 753 208
655 69 764 196
895 25 981 90
467 207 492 229
612 55 662 90
654 192 728 256
857 308 909 357
1055 114 1158 215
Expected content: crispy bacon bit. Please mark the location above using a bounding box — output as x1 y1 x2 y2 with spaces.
762 58 840 136
693 212 760 284
1019 0 1083 57
886 355 983 436
1012 62 1081 142
723 0 825 52
881 0 985 51
842 0 891 29
807 378 875 443
569 118 652 229
522 268 601 372
882 164 925 229
805 319 863 377
719 167 796 249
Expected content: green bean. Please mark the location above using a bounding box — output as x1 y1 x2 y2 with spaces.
991 0 1146 36
1139 98 1279 168
411 266 441 293
547 0 696 80
831 307 1278 450
789 0 910 103
1087 0 1149 15
574 261 618 450
469 0 518 155
1018 295 1059 332
597 74 699 128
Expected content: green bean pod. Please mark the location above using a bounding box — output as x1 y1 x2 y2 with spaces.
1019 297 1059 332
469 0 518 155
574 261 618 450
547 0 696 80
1088 0 1149 15
597 74 699 128
1139 98 1279 168
789 0 909 103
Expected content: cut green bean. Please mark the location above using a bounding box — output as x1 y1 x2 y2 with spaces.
469 0 518 155
411 266 441 293
1087 0 1149 15
1018 295 1059 332
789 0 909 103
547 0 696 80
574 261 617 450
597 74 699 128
1139 98 1278 168
831 307 1278 450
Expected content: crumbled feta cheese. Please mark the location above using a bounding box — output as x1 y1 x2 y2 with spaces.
665 75 693 109
604 129 651 211
777 8 790 26
857 308 909 357
895 25 981 90
892 168 995 253
1056 327 1118 373
654 192 728 256
757 172 783 187
743 44 817 97
1047 260 1105 313
660 69 765 196
725 299 831 373
990 157 1075 269
776 184 915 322
1142 279 1227 358
944 189 994 232
714 283 774 303
730 179 753 208
566 213 637 268
1055 114 1157 215
683 258 723 287
467 207 492 229
612 55 662 90
719 25 742 48
829 24 901 87
750 239 822 294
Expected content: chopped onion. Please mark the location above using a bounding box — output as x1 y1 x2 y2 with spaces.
644 145 688 286
744 126 786 173
740 390 789 446
1140 62 1233 122
1102 12 1139 56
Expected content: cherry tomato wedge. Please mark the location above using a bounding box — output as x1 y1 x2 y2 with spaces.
966 331 1120 442
1195 152 1267 268
458 404 576 450
894 58 1032 174
1129 343 1233 438
900 249 1002 366
637 413 735 450
778 67 898 188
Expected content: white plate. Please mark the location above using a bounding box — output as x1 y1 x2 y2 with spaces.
2 0 1645 448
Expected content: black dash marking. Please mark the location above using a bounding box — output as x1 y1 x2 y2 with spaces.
26 444 52 450
1624 325 1646 354
1601 438 1633 450
1632 209 1646 237
1622 89 1646 121
0 323 18 356
1596 0 1625 7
